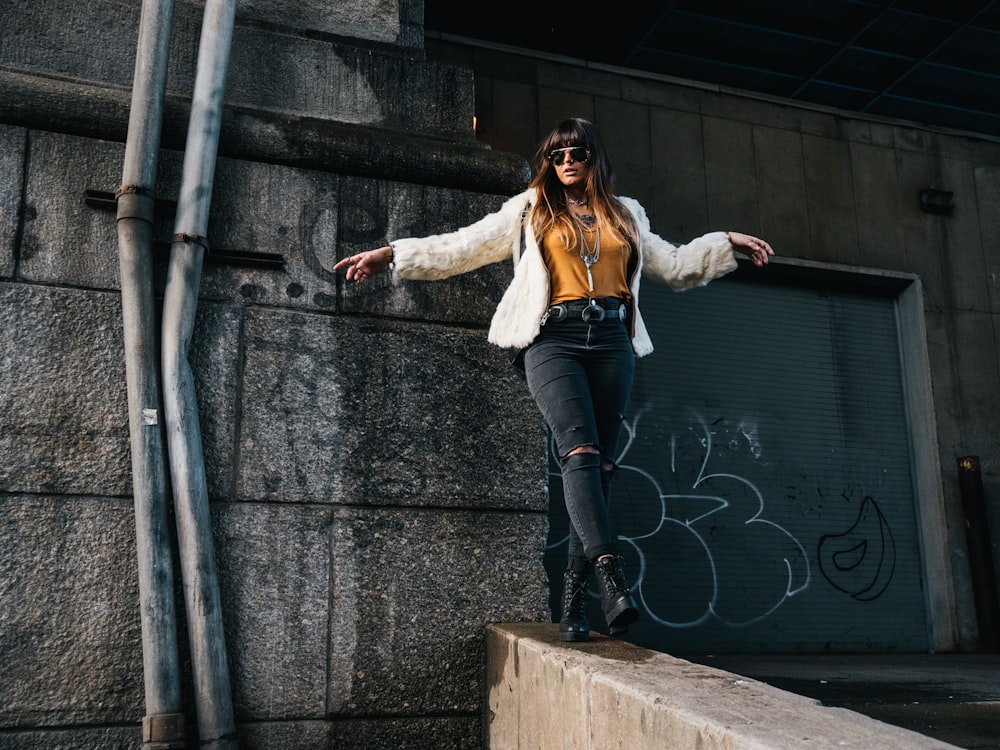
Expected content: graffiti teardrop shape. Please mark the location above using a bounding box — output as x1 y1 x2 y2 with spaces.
818 496 896 601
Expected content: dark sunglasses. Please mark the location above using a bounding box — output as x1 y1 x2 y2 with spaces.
548 146 591 166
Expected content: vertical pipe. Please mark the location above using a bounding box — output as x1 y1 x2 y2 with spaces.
116 0 185 747
956 456 1000 653
160 0 238 746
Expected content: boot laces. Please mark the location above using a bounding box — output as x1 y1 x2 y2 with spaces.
562 571 589 612
596 556 630 593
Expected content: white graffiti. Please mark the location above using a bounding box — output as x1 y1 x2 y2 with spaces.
546 407 811 629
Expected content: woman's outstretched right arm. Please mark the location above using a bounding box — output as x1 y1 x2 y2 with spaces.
334 190 532 285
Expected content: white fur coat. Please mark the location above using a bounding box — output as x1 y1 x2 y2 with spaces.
390 188 738 357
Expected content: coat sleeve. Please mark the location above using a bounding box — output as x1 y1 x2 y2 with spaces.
390 191 531 281
622 198 739 291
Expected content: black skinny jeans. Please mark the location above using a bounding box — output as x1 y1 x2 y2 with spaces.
524 299 635 564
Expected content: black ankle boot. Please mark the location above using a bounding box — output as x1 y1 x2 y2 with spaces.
559 568 591 642
593 555 639 635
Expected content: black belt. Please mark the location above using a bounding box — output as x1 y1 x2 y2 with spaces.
543 298 627 324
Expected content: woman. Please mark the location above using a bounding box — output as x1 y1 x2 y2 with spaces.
334 118 773 642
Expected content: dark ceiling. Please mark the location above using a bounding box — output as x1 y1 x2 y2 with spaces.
424 0 1000 140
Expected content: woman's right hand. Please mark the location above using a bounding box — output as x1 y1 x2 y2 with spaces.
333 245 394 284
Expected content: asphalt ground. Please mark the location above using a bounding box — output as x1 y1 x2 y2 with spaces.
689 653 1000 750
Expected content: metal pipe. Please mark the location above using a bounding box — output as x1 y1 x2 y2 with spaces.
160 0 239 746
115 0 185 746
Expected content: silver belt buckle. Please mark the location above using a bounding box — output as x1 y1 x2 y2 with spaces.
546 304 568 323
581 302 605 323
618 304 627 321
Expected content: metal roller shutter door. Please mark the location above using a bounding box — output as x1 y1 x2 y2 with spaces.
544 268 929 655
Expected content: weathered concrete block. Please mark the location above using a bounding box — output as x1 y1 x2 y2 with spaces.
19 133 123 290
0 125 24 279
849 141 905 270
214 502 331 720
197 160 514 326
0 496 144 728
933 155 992 313
0 726 139 750
20 131 515 331
0 1 138 90
236 715 481 749
237 307 545 509
321 715 481 749
163 154 342 314
895 148 946 304
802 133 860 265
703 116 760 233
235 720 328 750
18 131 339 298
941 309 1000 464
753 125 809 256
650 108 709 239
0 284 131 495
337 176 515 328
491 621 589 748
975 162 1000 316
226 0 416 47
235 308 345 505
328 507 549 715
188 301 243 500
0 283 240 499
220 25 475 133
0 0 468 136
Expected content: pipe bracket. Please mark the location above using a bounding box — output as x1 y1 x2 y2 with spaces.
115 185 156 224
142 712 186 747
172 232 209 252
115 184 152 199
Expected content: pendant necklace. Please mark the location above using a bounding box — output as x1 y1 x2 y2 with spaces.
575 217 601 292
567 194 600 290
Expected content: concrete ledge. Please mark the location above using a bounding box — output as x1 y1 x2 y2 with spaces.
0 67 530 195
485 623 960 750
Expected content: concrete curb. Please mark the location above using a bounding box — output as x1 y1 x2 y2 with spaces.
485 623 960 749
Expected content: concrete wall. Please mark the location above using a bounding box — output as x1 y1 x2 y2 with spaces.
428 35 1000 655
0 2 542 748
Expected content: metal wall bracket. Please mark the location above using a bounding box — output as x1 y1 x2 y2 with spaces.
86 189 286 269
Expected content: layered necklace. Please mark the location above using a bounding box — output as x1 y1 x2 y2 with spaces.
568 195 600 291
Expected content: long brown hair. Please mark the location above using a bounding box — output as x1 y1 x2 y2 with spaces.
527 118 638 251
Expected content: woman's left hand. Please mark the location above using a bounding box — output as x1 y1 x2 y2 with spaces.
728 231 774 267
